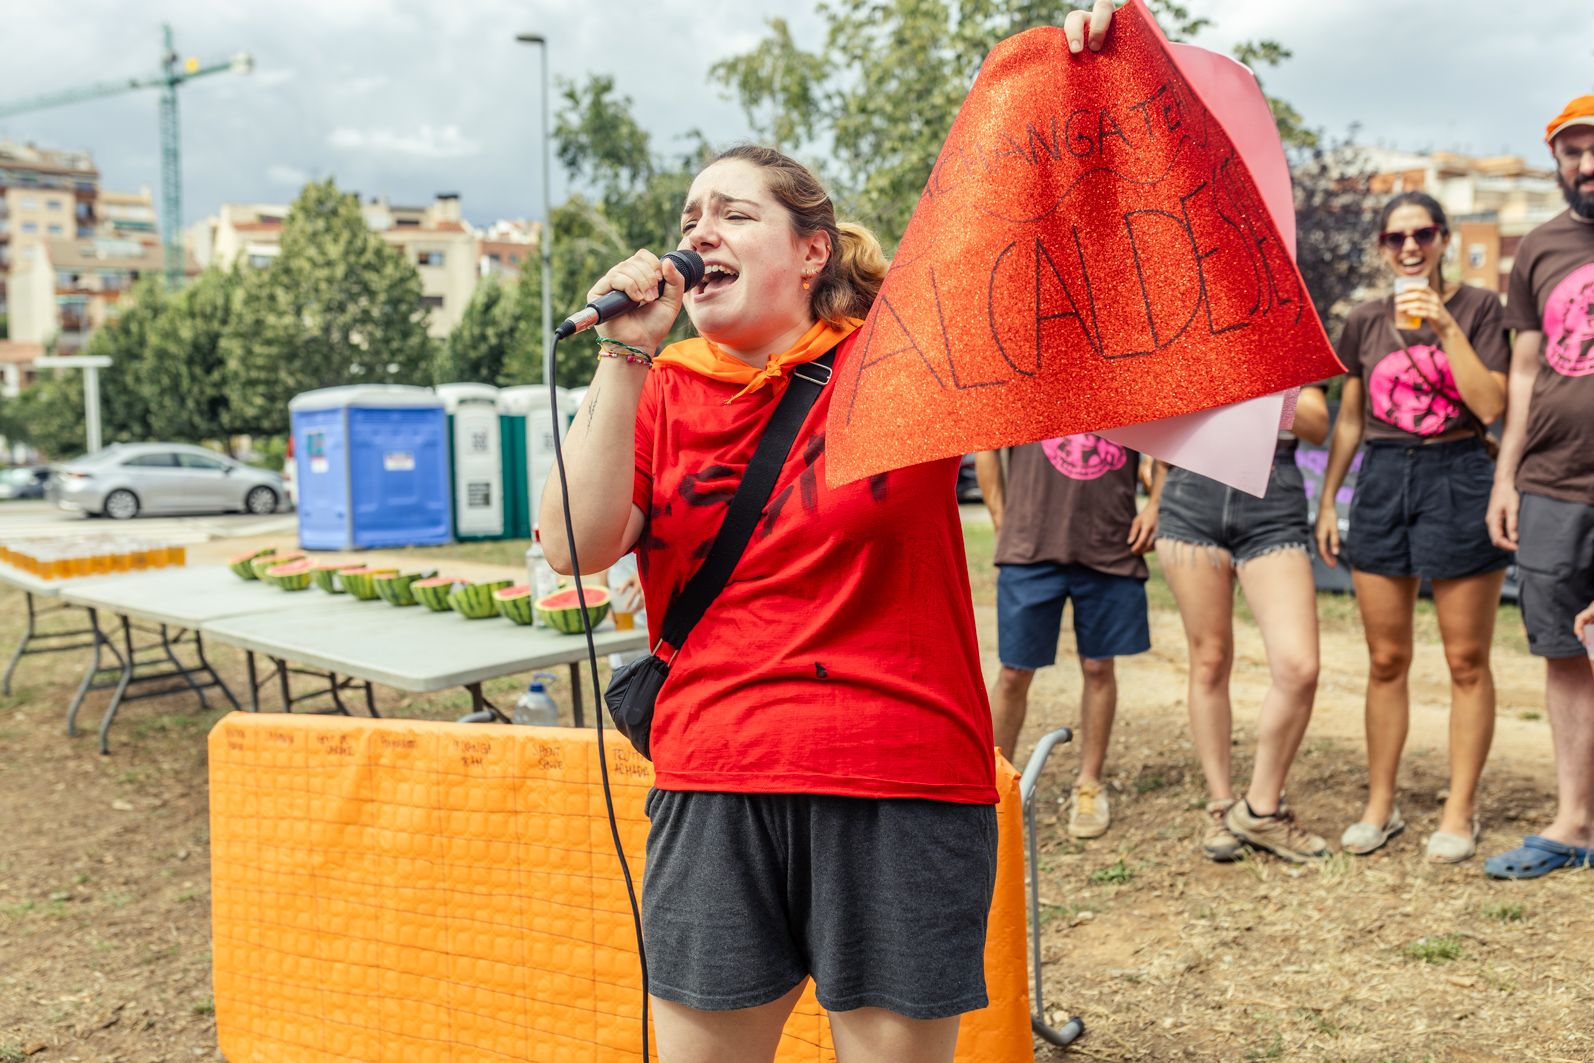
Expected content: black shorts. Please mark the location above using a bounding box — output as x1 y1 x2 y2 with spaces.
1343 437 1509 581
641 789 998 1019
1157 442 1311 564
1516 491 1594 659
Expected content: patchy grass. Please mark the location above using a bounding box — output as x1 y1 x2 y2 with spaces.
1403 935 1465 965
1483 901 1526 922
1087 859 1136 886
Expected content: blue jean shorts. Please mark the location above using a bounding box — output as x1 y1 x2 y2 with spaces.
1157 443 1311 565
997 561 1150 667
1343 436 1510 581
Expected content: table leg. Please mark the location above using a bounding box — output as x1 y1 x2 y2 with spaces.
363 681 378 718
193 632 240 711
568 661 584 728
161 625 210 709
65 608 119 737
96 618 140 755
328 673 349 716
2 591 37 696
275 657 292 711
245 651 260 713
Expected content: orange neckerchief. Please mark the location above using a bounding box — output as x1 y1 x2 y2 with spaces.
653 317 862 401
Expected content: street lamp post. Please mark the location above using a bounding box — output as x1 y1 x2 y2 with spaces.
516 32 554 390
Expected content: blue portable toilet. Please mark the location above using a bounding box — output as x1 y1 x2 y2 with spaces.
289 384 453 550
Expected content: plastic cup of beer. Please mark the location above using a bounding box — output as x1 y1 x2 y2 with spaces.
1393 275 1428 330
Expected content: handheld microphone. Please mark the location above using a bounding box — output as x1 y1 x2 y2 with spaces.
554 249 706 339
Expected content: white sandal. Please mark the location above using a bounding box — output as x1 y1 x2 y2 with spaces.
1341 809 1405 855
1425 818 1481 864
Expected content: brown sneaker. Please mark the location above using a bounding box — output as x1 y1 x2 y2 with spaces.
1069 781 1110 839
1203 799 1244 862
1226 800 1329 863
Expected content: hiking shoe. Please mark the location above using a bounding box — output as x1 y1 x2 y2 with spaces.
1203 799 1244 862
1069 781 1110 839
1226 800 1329 863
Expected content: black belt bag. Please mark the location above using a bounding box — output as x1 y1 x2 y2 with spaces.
603 351 836 760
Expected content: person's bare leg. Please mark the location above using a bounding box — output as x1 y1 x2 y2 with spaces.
1430 570 1507 838
990 665 1036 764
1350 571 1420 829
1076 656 1116 786
1160 548 1237 801
1540 657 1594 848
829 1008 961 1063
1234 549 1320 814
651 981 806 1063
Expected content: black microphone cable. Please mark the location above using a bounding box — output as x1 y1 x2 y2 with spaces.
545 331 651 1062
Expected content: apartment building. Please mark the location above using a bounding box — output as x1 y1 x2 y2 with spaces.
1362 147 1566 295
7 235 170 355
191 192 479 337
477 218 539 279
0 140 99 319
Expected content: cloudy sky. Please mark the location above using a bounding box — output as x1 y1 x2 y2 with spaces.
1 0 1589 233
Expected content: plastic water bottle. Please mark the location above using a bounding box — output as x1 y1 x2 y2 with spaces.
512 673 560 726
526 527 561 627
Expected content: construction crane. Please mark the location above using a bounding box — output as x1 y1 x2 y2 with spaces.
0 24 252 286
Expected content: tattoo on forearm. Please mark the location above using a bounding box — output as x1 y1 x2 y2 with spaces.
584 385 602 437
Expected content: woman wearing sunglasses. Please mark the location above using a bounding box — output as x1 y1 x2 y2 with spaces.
1316 191 1511 863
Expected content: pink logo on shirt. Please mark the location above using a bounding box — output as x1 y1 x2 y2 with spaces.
1367 344 1462 436
1543 262 1594 378
1042 434 1128 480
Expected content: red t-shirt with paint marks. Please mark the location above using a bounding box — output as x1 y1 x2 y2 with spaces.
630 331 998 804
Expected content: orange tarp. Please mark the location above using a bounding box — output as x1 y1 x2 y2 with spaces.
208 714 1035 1062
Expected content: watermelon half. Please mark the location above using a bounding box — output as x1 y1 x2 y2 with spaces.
413 576 463 612
308 562 346 593
265 559 314 591
494 584 536 626
229 547 278 580
253 551 304 580
373 570 437 607
338 566 396 601
449 579 514 619
535 587 610 634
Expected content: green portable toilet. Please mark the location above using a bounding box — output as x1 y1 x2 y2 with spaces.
499 393 529 541
499 384 572 539
435 383 505 540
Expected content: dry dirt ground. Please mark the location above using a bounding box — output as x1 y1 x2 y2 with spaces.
0 524 1589 1063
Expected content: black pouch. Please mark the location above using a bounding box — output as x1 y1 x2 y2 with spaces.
596 349 835 762
603 653 669 760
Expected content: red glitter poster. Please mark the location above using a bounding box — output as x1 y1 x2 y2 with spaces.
826 0 1345 487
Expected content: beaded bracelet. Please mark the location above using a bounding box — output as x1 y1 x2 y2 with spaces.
595 335 654 367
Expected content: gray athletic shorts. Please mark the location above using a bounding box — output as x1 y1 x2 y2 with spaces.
641 789 999 1019
1517 491 1594 659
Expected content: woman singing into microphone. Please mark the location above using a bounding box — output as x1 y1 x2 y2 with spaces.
539 7 1119 1060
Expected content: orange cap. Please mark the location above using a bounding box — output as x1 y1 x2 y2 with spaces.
1546 95 1594 143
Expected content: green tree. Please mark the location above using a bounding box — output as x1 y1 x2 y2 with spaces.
507 76 708 390
139 266 240 444
221 179 433 436
708 1 1299 248
5 371 85 458
439 276 527 386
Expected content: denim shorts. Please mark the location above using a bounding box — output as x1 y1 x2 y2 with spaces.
1157 443 1311 564
997 561 1150 666
1516 491 1594 659
1343 436 1510 581
642 790 998 1019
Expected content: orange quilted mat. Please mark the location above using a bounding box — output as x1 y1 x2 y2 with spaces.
209 714 1034 1062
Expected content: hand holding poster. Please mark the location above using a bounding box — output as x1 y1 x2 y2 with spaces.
826 0 1344 488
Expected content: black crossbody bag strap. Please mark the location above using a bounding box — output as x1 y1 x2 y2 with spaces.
656 349 834 653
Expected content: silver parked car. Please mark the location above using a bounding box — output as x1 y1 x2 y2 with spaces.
48 443 285 520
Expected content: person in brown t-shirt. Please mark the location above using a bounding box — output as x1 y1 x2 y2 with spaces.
1314 191 1511 865
1483 94 1594 879
978 434 1157 838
